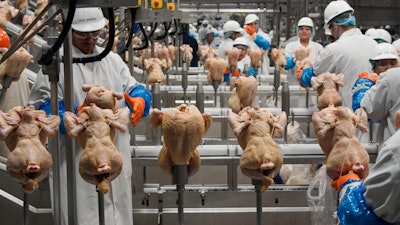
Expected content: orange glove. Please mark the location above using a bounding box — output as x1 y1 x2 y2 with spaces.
124 92 145 127
358 71 379 84
245 25 255 36
296 68 303 81
232 68 240 77
332 173 361 191
77 100 88 112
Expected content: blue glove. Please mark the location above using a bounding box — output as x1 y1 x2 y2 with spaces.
254 35 270 50
299 67 315 88
352 78 375 111
39 100 66 134
249 66 258 77
223 72 231 83
284 56 295 70
337 180 390 225
125 84 152 118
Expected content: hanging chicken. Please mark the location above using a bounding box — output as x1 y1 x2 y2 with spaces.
0 106 60 193
150 104 212 177
227 75 258 113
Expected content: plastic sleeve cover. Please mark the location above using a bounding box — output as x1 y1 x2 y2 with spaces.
351 78 375 111
249 66 257 77
338 181 391 225
223 72 231 82
284 56 295 70
126 84 152 117
299 67 315 88
254 35 270 50
39 100 66 134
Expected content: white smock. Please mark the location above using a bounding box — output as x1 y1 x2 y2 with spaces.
28 45 136 225
218 38 234 60
361 67 400 146
237 55 251 73
313 28 377 108
284 39 323 85
364 128 400 224
243 29 271 75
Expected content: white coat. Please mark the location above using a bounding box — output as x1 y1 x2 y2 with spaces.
243 29 271 75
29 45 136 225
313 28 377 108
237 55 251 73
364 127 400 224
284 39 323 85
361 67 400 145
218 38 234 60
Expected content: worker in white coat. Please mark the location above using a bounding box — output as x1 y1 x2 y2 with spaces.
232 37 251 74
242 14 271 75
218 20 242 59
28 8 152 225
284 17 323 85
298 0 377 109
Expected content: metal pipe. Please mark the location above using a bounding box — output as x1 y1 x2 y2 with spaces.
23 192 29 225
97 191 105 225
251 179 263 225
182 61 188 103
172 165 188 225
212 80 219 107
273 64 280 107
152 83 161 145
196 82 204 113
281 81 290 143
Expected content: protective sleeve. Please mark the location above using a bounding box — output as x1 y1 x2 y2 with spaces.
337 181 391 225
299 67 316 88
125 84 152 117
284 56 295 70
249 66 258 77
38 100 66 134
254 35 270 50
352 78 375 111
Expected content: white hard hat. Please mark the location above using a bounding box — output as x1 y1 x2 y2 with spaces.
370 43 398 60
325 26 332 36
244 14 259 25
375 29 392 43
206 27 215 35
233 37 248 47
202 20 209 25
392 39 400 51
365 28 376 37
223 20 242 33
324 0 354 27
297 17 314 27
72 7 105 32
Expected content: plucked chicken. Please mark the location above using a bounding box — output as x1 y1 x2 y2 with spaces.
0 1 18 28
0 106 60 193
248 49 264 69
312 106 369 180
0 47 33 84
225 47 241 70
180 44 193 66
204 57 228 85
228 106 287 189
311 72 344 110
150 104 212 177
144 57 167 85
227 75 258 113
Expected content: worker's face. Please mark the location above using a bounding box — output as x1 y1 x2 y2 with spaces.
232 32 242 40
206 33 214 44
72 30 101 54
247 22 259 33
374 59 398 74
298 26 312 40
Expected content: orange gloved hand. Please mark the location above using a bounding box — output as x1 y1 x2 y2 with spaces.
296 68 303 81
77 100 88 112
358 71 379 84
245 25 255 36
331 173 361 191
232 69 240 77
124 92 145 127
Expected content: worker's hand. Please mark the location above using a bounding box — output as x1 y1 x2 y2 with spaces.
297 67 315 88
245 25 255 36
249 66 258 77
76 100 88 112
124 92 145 127
232 68 240 77
332 173 361 191
284 56 295 70
358 71 379 83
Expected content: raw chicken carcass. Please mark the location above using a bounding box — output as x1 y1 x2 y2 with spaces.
248 49 264 69
198 45 218 64
0 106 60 193
0 1 18 28
144 57 167 85
293 46 313 69
64 104 130 194
225 47 241 69
311 72 344 110
180 44 193 66
0 47 33 84
80 84 123 111
228 106 287 189
227 75 258 113
204 57 228 85
150 104 212 177
312 106 369 180
271 47 287 67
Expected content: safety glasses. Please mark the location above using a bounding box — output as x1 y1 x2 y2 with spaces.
73 30 102 40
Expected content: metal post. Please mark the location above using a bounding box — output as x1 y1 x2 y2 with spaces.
282 81 290 143
182 60 188 103
172 165 188 225
212 80 219 107
196 82 204 113
97 191 105 225
251 179 263 225
273 64 280 107
23 191 29 225
152 83 162 145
